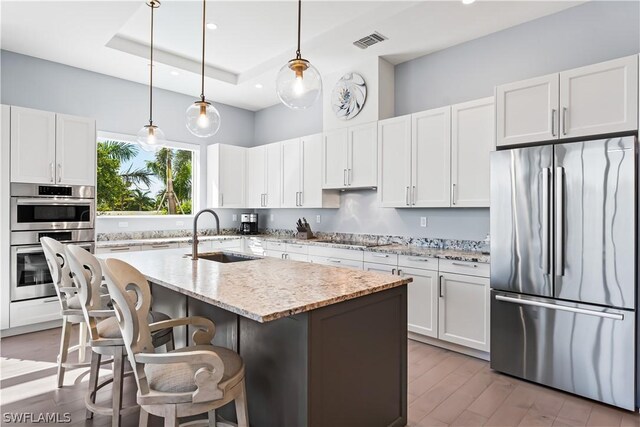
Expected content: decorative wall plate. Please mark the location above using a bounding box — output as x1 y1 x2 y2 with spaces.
331 73 367 120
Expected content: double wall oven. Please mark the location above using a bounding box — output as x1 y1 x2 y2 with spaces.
10 183 95 302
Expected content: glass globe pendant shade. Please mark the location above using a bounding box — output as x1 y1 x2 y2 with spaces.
136 124 165 152
186 100 221 137
276 58 322 110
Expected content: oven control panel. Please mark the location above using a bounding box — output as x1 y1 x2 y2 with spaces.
38 186 73 196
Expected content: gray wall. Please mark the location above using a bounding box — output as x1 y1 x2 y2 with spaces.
256 0 640 240
395 0 640 115
1 50 254 233
253 100 322 146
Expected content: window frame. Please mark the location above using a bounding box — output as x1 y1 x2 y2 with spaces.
96 131 201 218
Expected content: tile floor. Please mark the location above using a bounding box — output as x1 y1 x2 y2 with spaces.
1 326 638 426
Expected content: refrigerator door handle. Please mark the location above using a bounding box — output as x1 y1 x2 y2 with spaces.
555 167 565 276
495 295 624 321
541 168 551 275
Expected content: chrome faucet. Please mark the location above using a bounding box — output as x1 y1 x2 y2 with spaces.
192 208 220 260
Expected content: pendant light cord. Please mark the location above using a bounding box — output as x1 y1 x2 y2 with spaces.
296 0 301 59
200 0 206 101
149 1 155 125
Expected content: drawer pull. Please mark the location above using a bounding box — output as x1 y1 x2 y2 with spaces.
151 244 170 249
372 254 389 258
408 257 430 262
289 245 303 248
110 247 131 252
452 262 477 268
328 258 341 263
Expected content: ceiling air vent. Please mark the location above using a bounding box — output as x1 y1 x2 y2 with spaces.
353 31 387 49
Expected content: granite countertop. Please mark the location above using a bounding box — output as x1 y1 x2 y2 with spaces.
99 249 412 323
95 235 243 248
366 244 490 263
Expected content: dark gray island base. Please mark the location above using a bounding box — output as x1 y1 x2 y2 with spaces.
151 283 408 427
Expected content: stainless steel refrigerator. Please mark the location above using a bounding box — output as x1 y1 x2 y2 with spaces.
490 136 637 410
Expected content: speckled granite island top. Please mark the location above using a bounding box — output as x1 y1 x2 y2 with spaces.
99 249 412 323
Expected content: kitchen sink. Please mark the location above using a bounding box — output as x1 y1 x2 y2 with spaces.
193 252 259 263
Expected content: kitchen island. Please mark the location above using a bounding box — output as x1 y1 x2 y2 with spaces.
101 249 412 427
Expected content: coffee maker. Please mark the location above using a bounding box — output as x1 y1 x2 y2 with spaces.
240 213 259 235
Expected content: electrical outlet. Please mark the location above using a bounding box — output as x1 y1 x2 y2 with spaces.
270 214 274 221
316 215 321 223
176 220 184 227
118 222 128 228
232 214 238 222
420 217 427 227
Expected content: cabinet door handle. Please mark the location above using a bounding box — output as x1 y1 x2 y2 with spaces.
439 275 444 298
57 164 62 182
49 162 54 182
392 268 397 275
408 257 429 262
265 193 268 207
220 194 224 206
412 186 416 205
451 262 478 268
299 192 303 206
397 269 402 276
562 107 568 135
405 186 410 206
452 183 457 206
551 108 557 137
348 168 352 186
344 169 347 186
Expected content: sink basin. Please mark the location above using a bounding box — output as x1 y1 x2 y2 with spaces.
193 251 259 263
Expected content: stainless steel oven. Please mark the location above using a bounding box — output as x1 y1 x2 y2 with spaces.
10 230 95 302
11 183 94 231
10 183 96 302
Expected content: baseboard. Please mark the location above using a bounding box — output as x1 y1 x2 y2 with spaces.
408 332 490 361
1 319 63 337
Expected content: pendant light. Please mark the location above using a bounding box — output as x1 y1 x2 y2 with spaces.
185 0 221 137
137 0 165 150
275 0 322 110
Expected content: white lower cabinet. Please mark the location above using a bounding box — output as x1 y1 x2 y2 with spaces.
10 297 61 328
401 266 438 339
437 272 490 352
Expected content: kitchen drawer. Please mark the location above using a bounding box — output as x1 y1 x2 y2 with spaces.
364 251 398 266
309 255 363 270
285 243 308 255
364 262 397 274
140 242 181 251
398 254 438 271
308 245 364 262
439 259 489 277
265 241 286 251
95 245 140 254
245 238 265 255
286 252 308 262
10 297 61 327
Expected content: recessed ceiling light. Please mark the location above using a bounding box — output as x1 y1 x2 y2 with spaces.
255 83 263 89
170 70 180 76
206 22 218 30
462 0 476 4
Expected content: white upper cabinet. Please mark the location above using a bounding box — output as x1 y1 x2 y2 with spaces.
322 128 348 189
301 133 322 207
412 107 451 207
245 145 266 208
10 107 56 184
378 115 412 207
496 55 639 146
55 114 96 185
10 107 95 185
322 122 377 189
281 138 302 208
207 144 245 208
496 74 559 147
560 55 638 138
265 142 281 208
451 97 494 208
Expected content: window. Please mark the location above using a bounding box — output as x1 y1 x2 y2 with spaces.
96 132 198 216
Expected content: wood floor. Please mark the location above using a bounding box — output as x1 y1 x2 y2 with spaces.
1 326 638 426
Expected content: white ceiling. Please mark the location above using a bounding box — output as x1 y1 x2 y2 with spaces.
1 1 582 111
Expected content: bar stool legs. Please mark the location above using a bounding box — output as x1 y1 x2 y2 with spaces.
57 317 91 388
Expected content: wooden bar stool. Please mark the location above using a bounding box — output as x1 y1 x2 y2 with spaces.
41 237 95 388
102 257 249 427
65 244 174 427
